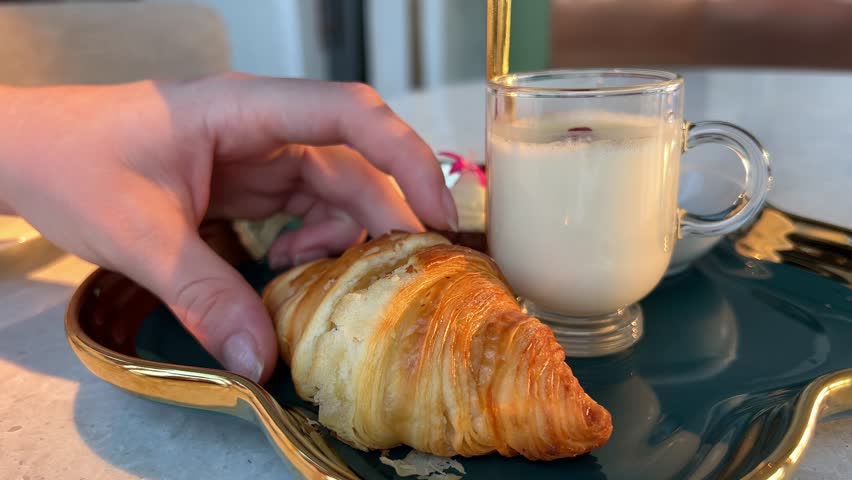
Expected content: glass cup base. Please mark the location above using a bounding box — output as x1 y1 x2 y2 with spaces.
521 300 644 357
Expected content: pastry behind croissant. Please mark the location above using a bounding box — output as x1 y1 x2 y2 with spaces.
261 232 612 461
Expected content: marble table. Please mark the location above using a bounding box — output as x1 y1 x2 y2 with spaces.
1 68 850 479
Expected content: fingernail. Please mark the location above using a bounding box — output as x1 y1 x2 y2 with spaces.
293 248 328 266
222 331 264 382
440 188 459 232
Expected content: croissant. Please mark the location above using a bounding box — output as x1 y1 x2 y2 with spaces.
261 232 612 461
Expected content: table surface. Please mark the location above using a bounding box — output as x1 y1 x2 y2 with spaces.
1 68 851 480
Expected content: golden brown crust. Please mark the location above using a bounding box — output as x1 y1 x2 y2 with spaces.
261 233 612 461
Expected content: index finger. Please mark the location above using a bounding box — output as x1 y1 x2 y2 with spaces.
186 73 457 232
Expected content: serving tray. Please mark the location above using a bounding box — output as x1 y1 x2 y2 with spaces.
65 206 852 480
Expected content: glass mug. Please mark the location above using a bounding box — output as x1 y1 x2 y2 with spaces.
485 69 771 357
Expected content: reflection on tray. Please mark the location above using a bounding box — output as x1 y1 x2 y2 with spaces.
64 205 852 480
733 204 852 287
120 237 852 480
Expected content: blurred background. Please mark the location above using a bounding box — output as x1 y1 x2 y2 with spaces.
2 0 852 95
0 0 489 96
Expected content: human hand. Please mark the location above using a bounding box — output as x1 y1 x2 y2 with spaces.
0 73 457 383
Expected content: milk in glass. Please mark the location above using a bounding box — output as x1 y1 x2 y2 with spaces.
487 111 681 316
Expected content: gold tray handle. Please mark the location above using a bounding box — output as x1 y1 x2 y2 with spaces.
65 269 361 480
744 368 852 479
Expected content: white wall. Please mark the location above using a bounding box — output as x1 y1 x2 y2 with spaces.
417 0 486 89
365 0 485 96
363 0 414 97
149 0 486 93
147 0 328 79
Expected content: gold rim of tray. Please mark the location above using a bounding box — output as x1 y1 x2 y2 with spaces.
65 205 852 479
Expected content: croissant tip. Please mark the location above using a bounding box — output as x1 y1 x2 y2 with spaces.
586 403 613 433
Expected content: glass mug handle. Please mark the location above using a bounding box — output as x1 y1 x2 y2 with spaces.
679 121 773 237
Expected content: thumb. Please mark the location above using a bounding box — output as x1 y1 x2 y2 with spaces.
126 228 278 383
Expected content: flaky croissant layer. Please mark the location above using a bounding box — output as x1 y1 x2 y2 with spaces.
262 232 612 461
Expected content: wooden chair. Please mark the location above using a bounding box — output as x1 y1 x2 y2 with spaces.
0 1 230 86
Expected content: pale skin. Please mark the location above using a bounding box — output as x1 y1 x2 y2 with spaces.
0 73 459 383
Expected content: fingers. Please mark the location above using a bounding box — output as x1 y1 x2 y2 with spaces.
113 213 279 383
208 143 426 234
195 74 458 231
167 235 278 383
206 188 289 220
292 144 425 234
267 202 366 268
